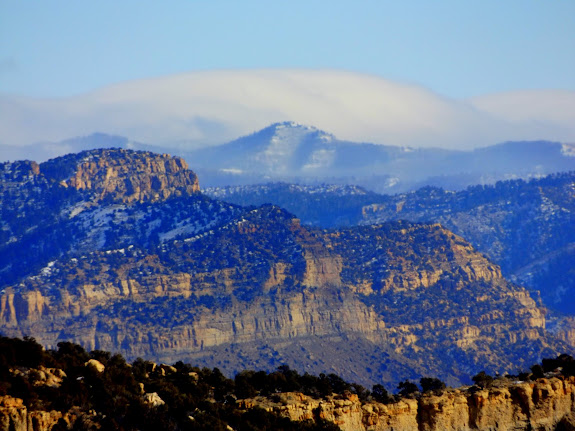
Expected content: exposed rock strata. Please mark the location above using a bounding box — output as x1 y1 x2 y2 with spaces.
240 376 575 431
60 149 200 203
2 372 575 431
0 396 68 431
0 216 561 387
0 149 571 388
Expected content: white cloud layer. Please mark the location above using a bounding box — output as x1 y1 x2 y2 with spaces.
0 69 574 150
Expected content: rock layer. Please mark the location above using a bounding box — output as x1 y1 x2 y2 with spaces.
0 149 571 388
240 376 575 431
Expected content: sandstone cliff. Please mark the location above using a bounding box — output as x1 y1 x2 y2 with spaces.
0 396 63 431
3 369 575 431
54 148 200 203
1 336 574 431
205 174 575 326
0 206 565 387
0 149 571 389
239 376 575 431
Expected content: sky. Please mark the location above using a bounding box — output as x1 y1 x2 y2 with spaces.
0 0 574 151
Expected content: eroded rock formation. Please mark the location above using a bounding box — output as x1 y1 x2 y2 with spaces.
0 149 571 388
239 376 575 431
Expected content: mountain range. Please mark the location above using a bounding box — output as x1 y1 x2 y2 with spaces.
187 122 575 193
2 122 575 193
205 173 575 322
0 148 572 389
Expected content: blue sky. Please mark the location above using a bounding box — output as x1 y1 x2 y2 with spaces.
0 1 574 151
1 0 574 98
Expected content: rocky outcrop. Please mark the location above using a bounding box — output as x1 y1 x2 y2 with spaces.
58 149 200 203
240 376 575 431
0 396 67 431
207 173 575 323
553 317 575 347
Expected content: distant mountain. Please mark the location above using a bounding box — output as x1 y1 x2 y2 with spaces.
186 122 449 191
4 123 574 192
186 122 575 192
1 149 570 388
206 183 378 227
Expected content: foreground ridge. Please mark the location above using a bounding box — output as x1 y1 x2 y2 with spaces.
0 337 574 431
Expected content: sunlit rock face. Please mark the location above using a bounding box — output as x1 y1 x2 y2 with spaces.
0 149 571 389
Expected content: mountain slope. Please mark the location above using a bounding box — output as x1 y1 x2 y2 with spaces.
187 122 575 192
0 149 571 388
358 175 575 319
206 173 575 322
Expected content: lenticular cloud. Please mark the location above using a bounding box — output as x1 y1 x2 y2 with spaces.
0 69 574 149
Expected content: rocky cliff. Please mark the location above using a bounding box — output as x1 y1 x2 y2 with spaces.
239 376 575 431
205 173 575 322
0 207 566 387
0 396 63 431
3 374 575 431
48 148 200 203
0 149 571 389
0 149 209 286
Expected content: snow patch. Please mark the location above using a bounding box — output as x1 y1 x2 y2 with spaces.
69 203 89 218
561 143 575 157
220 168 244 174
303 149 336 170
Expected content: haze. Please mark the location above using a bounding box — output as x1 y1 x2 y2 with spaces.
1 1 574 151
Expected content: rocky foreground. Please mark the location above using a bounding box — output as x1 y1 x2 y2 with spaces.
239 377 575 431
1 359 575 430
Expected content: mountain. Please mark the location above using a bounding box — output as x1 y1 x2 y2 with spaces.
188 122 411 176
185 122 451 191
186 122 575 192
6 123 574 193
358 176 575 318
0 149 571 389
205 174 575 322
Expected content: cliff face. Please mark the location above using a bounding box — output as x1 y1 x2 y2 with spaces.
205 174 575 323
0 149 571 388
0 149 209 287
0 396 73 431
58 149 200 203
3 357 575 431
240 376 575 431
359 175 575 320
0 206 563 387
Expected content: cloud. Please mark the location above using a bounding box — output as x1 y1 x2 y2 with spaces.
0 69 574 150
470 90 575 142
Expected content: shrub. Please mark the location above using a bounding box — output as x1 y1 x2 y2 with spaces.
472 371 493 388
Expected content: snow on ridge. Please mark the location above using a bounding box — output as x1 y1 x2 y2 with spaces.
561 143 575 157
205 183 369 198
302 149 336 170
274 121 316 131
220 168 244 174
